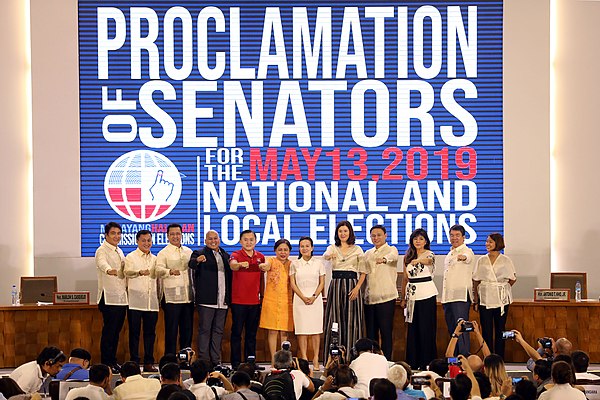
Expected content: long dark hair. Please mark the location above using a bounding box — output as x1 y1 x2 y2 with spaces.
404 228 431 266
334 220 356 246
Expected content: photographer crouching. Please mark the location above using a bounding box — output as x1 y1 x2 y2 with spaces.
188 360 234 400
263 349 314 400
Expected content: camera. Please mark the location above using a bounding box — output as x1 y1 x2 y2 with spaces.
246 355 256 365
457 318 474 332
281 341 291 351
512 377 523 385
330 322 340 356
447 357 461 366
502 331 516 340
538 337 553 349
411 376 431 387
177 347 194 369
207 364 233 386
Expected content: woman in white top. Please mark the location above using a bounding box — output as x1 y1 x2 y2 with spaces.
473 233 516 359
539 361 587 400
323 221 367 362
364 225 399 360
400 228 438 370
290 236 326 371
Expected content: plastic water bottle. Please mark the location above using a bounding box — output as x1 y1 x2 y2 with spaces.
11 285 19 306
575 281 582 302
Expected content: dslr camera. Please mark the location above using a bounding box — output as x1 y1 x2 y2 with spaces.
207 365 232 387
457 318 474 332
538 337 553 349
177 347 194 369
281 341 291 351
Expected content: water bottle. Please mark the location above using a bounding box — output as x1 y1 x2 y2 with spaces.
575 281 582 302
11 285 18 306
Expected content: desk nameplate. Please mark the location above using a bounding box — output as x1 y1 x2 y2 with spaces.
534 288 571 302
53 292 90 304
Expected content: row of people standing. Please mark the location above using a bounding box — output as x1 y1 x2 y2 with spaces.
95 220 516 373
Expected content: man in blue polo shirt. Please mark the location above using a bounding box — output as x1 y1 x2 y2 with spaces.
54 348 92 381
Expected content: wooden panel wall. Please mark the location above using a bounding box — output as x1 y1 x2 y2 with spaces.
1 301 599 368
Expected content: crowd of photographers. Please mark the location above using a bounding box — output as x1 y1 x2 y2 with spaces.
3 322 599 400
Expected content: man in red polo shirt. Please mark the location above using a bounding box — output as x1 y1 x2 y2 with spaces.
229 229 266 369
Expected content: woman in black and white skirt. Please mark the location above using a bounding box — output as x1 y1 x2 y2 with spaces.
322 220 367 361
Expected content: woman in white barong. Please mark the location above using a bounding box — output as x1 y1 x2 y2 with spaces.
473 233 517 358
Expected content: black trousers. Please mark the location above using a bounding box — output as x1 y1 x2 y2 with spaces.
197 305 228 366
162 300 194 356
443 300 471 356
364 299 396 360
406 296 437 370
230 304 261 367
98 296 127 366
127 309 159 364
479 304 509 358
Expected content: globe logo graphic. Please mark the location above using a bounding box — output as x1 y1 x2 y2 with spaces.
104 150 182 223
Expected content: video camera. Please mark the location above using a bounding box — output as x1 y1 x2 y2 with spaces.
207 364 233 387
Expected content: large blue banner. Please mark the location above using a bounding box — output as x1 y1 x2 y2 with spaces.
79 0 503 256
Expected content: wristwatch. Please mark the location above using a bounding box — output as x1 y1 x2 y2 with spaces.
451 333 459 338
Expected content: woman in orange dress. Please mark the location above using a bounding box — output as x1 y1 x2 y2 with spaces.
259 238 294 365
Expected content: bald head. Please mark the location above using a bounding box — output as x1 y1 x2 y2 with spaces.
468 355 484 372
555 338 572 355
205 230 220 250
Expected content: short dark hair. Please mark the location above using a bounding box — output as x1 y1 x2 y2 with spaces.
449 224 466 236
240 229 256 239
297 236 314 258
157 384 182 400
334 221 355 246
296 358 310 376
161 362 181 381
474 371 492 399
488 233 505 251
159 354 179 371
168 391 195 400
428 359 449 377
231 371 251 388
572 350 590 373
167 224 182 234
551 361 574 385
533 359 552 381
136 229 152 241
334 365 356 388
120 361 141 378
450 373 472 400
354 338 375 353
236 363 256 379
515 379 537 400
105 222 121 235
37 346 66 366
190 360 212 384
370 225 387 234
372 379 396 400
69 348 91 361
89 364 110 384
274 238 292 252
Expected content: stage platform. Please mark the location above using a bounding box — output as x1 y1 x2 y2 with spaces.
2 300 599 368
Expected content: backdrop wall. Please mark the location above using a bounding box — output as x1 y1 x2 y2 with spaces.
2 0 593 305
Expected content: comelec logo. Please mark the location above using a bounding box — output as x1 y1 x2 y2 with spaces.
104 150 182 223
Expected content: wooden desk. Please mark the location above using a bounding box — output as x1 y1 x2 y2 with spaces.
1 300 599 368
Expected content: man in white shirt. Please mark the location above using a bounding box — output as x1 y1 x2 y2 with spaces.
113 361 161 400
364 225 399 360
10 346 67 394
125 229 159 372
96 221 128 371
156 223 194 356
188 359 233 400
442 224 475 357
65 364 113 400
348 338 389 396
313 365 365 400
265 350 313 400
